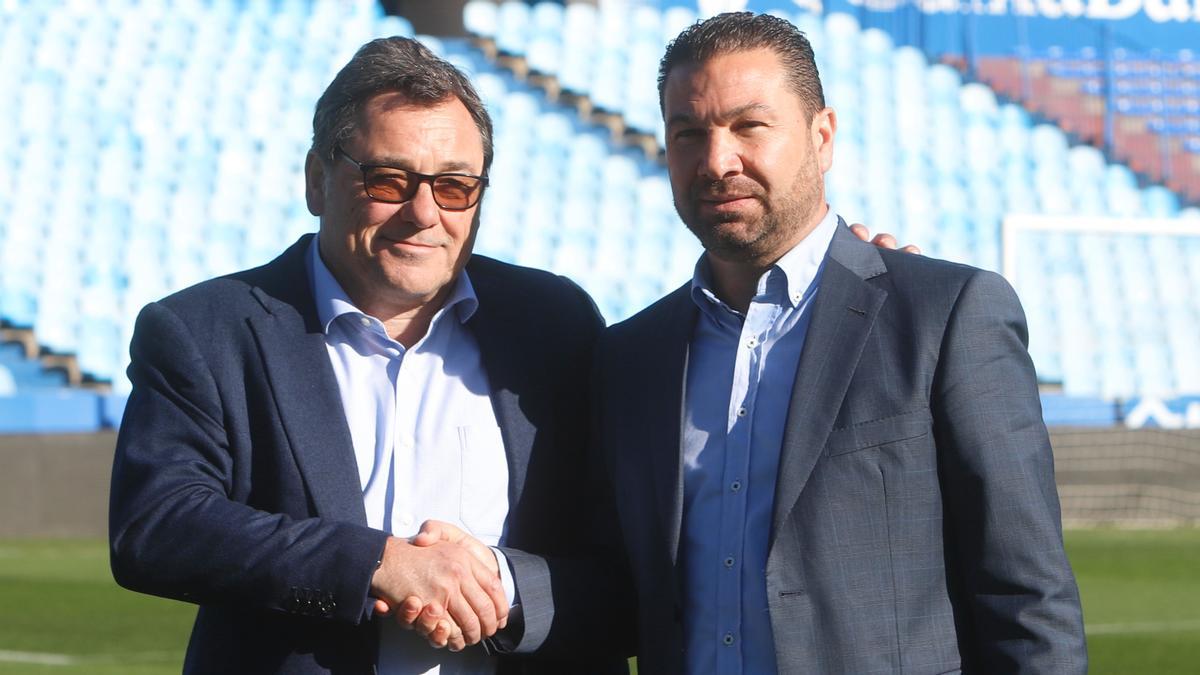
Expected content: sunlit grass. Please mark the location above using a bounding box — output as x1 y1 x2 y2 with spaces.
1 530 1197 673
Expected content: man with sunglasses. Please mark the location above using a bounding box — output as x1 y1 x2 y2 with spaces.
109 36 626 674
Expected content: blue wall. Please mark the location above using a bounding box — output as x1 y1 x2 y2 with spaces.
728 0 1200 54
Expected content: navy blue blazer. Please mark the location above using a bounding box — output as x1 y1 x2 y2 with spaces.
109 235 626 674
594 223 1087 674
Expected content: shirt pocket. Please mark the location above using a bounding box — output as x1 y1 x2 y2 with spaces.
457 424 510 544
824 408 933 457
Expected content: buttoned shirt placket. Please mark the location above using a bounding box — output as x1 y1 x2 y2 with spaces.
713 272 787 672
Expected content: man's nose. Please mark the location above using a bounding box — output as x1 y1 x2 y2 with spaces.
699 131 742 180
403 182 441 229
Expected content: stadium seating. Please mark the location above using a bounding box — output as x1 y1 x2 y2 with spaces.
974 47 1200 203
461 3 1200 398
0 0 1197 427
0 0 415 395
0 0 695 402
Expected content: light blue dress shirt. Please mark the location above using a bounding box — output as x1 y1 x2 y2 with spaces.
680 210 840 674
307 240 514 675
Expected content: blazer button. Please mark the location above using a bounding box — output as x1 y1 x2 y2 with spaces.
286 588 301 613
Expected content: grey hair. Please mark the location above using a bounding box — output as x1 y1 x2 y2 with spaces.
312 36 493 173
658 12 825 118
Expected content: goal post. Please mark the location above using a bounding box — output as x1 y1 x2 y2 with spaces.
1000 214 1200 401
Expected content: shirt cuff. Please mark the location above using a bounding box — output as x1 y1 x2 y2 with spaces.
490 546 519 608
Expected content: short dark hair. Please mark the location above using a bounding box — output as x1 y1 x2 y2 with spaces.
658 12 825 118
312 36 494 173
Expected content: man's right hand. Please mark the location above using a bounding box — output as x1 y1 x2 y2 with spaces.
369 535 508 650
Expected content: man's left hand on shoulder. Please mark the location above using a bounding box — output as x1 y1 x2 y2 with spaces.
850 222 921 254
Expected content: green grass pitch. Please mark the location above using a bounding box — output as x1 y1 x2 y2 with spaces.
1 529 1197 673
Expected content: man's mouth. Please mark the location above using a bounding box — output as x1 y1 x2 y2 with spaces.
376 234 442 253
372 230 444 252
699 194 755 212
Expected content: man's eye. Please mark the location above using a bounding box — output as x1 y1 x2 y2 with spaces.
371 170 408 181
434 179 473 197
366 170 408 184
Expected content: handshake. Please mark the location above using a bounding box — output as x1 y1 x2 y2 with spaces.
368 520 508 652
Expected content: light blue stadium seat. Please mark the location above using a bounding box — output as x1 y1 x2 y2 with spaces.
530 1 565 36
926 63 963 105
661 6 697 47
1107 184 1144 217
892 46 927 87
623 39 662 135
557 15 595 95
463 0 498 39
589 46 626 114
0 363 15 396
963 123 999 176
377 14 413 38
416 34 446 57
524 31 560 78
855 30 890 77
1066 147 1106 213
1142 185 1181 217
628 4 660 42
1 355 69 391
959 82 998 122
1030 124 1070 168
823 12 859 49
496 1 530 56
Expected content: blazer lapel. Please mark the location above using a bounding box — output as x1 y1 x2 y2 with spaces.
246 238 368 525
466 299 536 513
770 224 888 544
641 288 696 566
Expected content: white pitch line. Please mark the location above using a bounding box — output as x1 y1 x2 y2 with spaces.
0 649 180 666
0 650 78 665
1086 619 1200 635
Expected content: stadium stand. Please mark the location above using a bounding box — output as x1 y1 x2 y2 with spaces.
974 47 1200 203
460 2 1200 400
0 0 1197 437
0 0 417 400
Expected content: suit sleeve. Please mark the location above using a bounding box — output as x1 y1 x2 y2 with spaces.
931 270 1087 672
499 427 636 659
108 301 389 625
494 277 637 661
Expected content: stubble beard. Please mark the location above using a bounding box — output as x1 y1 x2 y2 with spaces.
678 166 823 267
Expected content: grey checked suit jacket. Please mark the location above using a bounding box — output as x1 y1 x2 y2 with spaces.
593 223 1087 674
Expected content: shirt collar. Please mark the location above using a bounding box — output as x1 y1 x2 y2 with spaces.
306 236 478 336
689 206 841 314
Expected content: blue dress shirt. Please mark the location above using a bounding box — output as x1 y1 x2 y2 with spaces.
307 240 514 675
680 210 840 674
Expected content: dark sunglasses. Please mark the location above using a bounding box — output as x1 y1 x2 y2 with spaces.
334 147 488 211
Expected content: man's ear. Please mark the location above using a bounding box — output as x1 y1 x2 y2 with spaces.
304 150 326 216
811 107 837 174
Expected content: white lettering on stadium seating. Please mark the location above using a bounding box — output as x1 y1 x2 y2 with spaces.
1125 399 1200 429
841 0 1200 21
